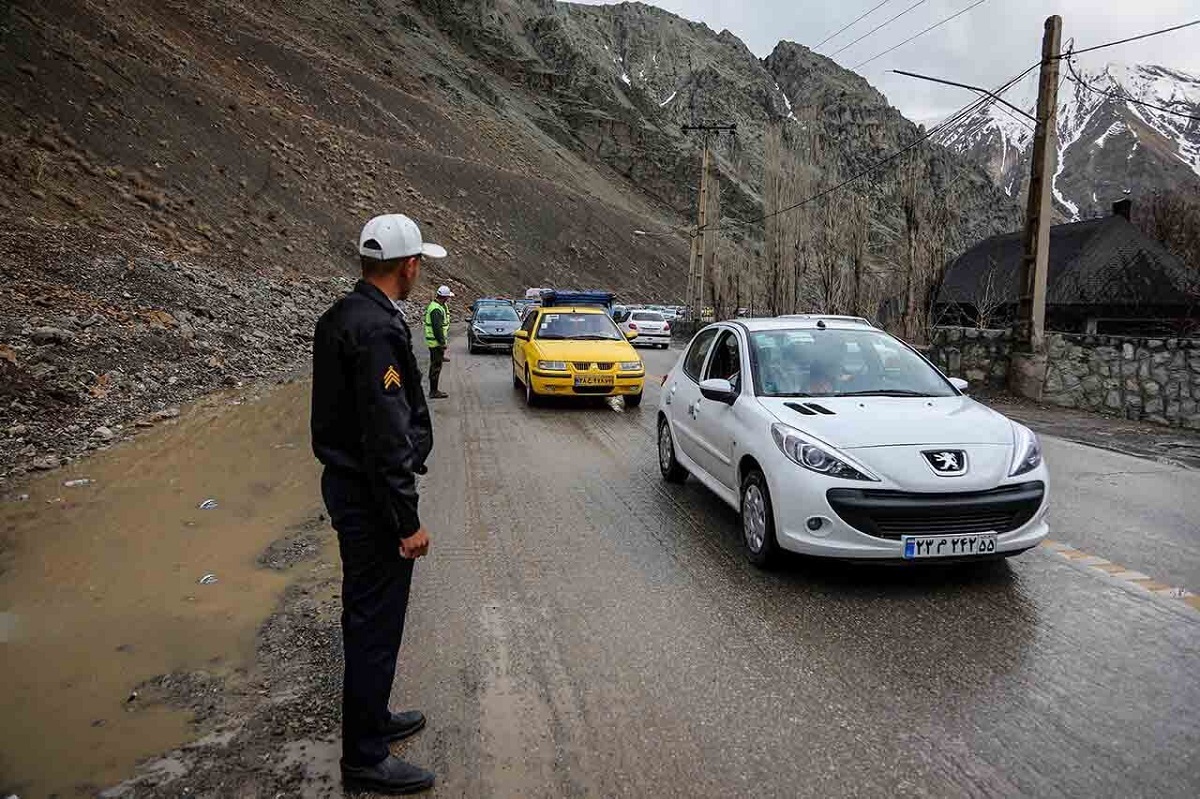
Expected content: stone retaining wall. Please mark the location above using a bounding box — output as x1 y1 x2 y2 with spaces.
925 327 1012 390
925 327 1200 430
1044 334 1200 427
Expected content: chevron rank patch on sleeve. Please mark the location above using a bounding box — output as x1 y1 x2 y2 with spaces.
382 364 402 391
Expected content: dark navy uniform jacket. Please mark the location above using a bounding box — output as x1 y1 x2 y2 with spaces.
311 280 433 538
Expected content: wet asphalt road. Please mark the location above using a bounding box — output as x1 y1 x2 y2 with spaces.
386 336 1199 798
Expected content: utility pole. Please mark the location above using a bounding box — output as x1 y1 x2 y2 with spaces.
1010 15 1062 399
682 123 736 322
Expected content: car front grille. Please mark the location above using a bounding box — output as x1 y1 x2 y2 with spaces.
572 385 614 394
573 362 613 371
826 481 1045 541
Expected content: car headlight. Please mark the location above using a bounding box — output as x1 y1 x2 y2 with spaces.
770 423 875 481
538 360 568 371
1009 424 1043 476
619 360 643 371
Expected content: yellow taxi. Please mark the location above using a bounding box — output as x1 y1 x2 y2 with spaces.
512 302 645 407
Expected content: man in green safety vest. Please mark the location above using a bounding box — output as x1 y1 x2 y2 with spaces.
423 285 454 398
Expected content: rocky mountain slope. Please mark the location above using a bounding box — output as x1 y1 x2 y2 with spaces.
420 1 1016 243
0 0 1015 481
935 61 1200 220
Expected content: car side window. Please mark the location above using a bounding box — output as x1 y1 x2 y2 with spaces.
705 330 742 392
682 327 719 382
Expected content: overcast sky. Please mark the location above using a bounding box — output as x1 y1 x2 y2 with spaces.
577 1 1200 123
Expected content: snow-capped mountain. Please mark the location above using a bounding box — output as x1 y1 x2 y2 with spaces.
935 62 1200 220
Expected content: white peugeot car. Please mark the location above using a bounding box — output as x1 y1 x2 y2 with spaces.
618 310 672 348
656 317 1049 567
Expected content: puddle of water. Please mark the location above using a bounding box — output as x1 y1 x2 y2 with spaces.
0 380 323 797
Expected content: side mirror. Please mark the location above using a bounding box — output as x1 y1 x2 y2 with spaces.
514 330 530 341
625 330 638 340
949 377 968 392
699 378 737 405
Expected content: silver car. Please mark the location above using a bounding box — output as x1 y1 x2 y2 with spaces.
468 304 522 353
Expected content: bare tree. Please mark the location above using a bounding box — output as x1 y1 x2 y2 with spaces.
972 256 1009 329
1132 188 1200 333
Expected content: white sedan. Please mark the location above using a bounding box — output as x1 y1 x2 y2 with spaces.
656 316 1049 566
619 310 672 348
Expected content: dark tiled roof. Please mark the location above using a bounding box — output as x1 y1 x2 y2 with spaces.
938 216 1193 307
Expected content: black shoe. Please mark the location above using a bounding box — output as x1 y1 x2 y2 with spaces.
429 390 449 399
383 710 426 743
342 755 435 795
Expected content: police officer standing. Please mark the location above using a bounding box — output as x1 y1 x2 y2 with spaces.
311 213 446 794
423 285 453 399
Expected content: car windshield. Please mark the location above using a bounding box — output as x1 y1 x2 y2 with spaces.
748 329 955 398
475 305 518 322
536 312 623 340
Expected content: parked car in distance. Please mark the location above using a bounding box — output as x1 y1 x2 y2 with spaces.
468 302 522 353
656 316 1049 567
619 310 672 348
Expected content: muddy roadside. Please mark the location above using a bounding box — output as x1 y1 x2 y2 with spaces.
0 373 356 798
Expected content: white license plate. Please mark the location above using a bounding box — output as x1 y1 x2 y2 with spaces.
902 533 997 559
574 375 614 387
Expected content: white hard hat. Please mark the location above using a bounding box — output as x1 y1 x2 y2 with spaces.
358 213 447 260
437 285 454 298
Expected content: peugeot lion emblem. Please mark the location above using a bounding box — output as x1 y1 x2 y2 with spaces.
923 449 968 476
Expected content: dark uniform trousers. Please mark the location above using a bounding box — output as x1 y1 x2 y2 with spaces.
322 467 415 767
428 346 445 393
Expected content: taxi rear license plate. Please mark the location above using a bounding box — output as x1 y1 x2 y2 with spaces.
574 375 614 386
902 533 997 559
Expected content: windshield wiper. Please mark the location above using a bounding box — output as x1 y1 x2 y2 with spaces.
537 334 567 340
838 389 934 397
573 334 619 340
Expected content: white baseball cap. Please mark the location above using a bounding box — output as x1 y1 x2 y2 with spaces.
358 213 447 260
437 285 454 298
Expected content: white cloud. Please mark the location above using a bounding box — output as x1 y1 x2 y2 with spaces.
573 0 1200 123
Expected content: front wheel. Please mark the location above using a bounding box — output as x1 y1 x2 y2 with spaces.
740 469 780 568
625 391 642 409
513 359 522 389
524 367 539 406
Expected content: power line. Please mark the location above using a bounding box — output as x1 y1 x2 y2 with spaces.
851 0 989 71
1063 55 1200 121
828 0 934 60
1055 19 1199 59
699 61 1040 236
812 0 898 52
892 68 1037 122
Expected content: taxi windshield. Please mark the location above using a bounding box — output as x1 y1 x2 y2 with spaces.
748 329 955 398
536 312 622 341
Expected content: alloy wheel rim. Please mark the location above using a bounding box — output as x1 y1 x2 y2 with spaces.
658 425 673 473
743 484 766 552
